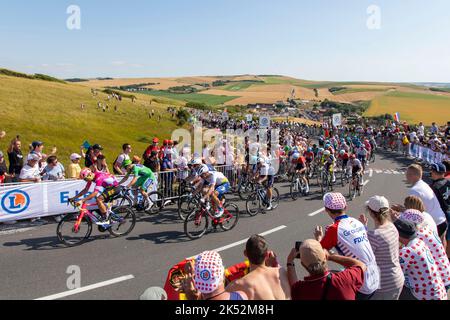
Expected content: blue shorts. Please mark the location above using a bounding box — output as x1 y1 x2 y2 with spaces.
215 183 230 199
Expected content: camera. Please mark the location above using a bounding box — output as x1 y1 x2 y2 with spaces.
295 241 303 259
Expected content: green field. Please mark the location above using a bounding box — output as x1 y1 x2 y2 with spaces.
332 88 389 95
220 81 263 91
365 91 450 125
140 90 239 106
0 75 186 170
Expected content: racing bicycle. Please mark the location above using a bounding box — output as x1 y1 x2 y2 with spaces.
245 183 280 216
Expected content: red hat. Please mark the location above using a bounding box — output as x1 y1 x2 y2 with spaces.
152 137 159 143
168 140 173 144
163 140 169 145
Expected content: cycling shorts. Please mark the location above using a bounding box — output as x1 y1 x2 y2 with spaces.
136 176 154 191
262 175 274 188
215 183 230 199
99 186 122 203
295 162 306 171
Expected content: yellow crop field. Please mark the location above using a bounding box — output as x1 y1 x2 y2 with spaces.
365 91 450 125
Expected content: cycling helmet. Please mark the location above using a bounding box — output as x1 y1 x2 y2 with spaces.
79 168 93 180
318 148 325 153
122 159 133 168
339 150 345 155
197 164 209 175
324 143 331 149
307 147 313 152
292 153 300 159
324 150 331 156
191 158 202 166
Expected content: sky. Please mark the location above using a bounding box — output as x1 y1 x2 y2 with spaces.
0 0 450 82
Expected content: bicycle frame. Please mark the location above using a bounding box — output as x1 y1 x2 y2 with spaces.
73 202 107 232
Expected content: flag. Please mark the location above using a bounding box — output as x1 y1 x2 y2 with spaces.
394 112 400 122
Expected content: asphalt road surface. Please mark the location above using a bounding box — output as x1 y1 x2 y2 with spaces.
0 150 415 300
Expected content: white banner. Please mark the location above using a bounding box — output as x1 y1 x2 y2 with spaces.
246 114 253 122
260 116 270 128
332 113 342 126
0 176 158 223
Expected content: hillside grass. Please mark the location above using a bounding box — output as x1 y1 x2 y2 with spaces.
332 88 389 95
365 91 450 125
220 81 263 91
139 90 239 106
0 75 187 170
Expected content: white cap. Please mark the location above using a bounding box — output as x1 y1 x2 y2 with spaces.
27 153 40 161
365 195 390 213
70 153 82 161
139 287 167 300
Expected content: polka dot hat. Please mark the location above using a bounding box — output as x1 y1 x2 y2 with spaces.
323 192 347 210
194 251 224 294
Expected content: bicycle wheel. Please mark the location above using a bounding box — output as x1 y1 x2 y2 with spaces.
109 206 136 237
144 191 165 215
270 188 280 210
111 194 133 209
245 192 261 216
178 193 197 221
290 179 301 200
184 210 209 240
220 203 239 231
57 214 92 247
348 179 356 200
238 181 253 200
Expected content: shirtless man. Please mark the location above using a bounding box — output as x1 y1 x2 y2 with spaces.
226 235 291 300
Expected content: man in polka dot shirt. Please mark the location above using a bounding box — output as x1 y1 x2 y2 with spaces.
395 219 448 300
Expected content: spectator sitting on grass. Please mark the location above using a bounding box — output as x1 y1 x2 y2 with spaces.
225 234 291 300
68 153 82 179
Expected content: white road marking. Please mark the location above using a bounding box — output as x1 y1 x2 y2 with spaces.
308 208 325 217
187 225 287 260
35 275 135 300
0 227 36 236
363 179 370 186
375 170 383 174
369 169 373 177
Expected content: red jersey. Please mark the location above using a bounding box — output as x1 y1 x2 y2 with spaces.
304 152 314 160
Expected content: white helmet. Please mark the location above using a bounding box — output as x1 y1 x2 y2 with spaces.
191 158 202 166
292 153 300 159
324 150 331 156
197 164 209 175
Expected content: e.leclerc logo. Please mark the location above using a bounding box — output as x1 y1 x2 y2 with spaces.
1 190 30 214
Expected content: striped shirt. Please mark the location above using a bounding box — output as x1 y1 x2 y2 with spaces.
367 223 404 292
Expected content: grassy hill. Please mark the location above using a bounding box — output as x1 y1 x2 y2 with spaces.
0 74 187 171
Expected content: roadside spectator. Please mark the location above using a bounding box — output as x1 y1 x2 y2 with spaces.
225 235 291 300
7 135 23 181
394 164 447 238
400 209 450 283
0 151 14 184
146 151 160 173
85 144 103 168
182 251 248 300
19 154 41 183
42 156 65 181
402 195 438 235
429 163 450 222
288 239 366 300
143 138 160 168
91 154 109 173
394 219 448 300
29 141 46 170
358 196 404 300
113 143 132 175
444 159 450 179
68 153 82 179
314 192 380 299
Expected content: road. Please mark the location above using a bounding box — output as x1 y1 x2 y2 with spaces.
0 150 414 300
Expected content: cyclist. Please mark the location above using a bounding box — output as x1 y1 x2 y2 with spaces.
347 154 364 187
198 166 230 218
69 168 121 226
355 142 369 170
304 147 315 172
321 150 336 183
256 156 275 210
119 159 156 210
338 149 350 171
294 152 310 194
